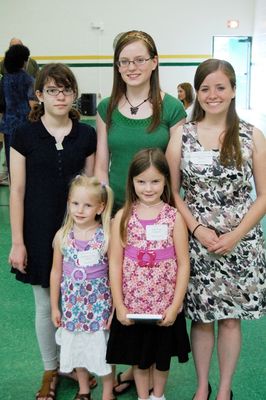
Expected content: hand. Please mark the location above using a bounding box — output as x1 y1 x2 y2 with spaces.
159 304 182 327
116 305 134 326
194 225 219 249
51 309 61 328
208 231 239 255
8 243 27 274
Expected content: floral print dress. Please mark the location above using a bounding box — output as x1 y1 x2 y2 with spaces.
181 121 266 322
122 203 178 314
60 227 112 332
57 226 113 375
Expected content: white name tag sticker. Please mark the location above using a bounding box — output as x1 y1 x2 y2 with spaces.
189 151 213 165
146 224 168 241
78 249 100 266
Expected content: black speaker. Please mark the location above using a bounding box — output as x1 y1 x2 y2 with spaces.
80 93 97 116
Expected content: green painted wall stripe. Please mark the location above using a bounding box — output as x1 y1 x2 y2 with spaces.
160 62 200 66
39 62 201 68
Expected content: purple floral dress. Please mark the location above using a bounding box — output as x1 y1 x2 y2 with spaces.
60 227 112 332
181 121 266 322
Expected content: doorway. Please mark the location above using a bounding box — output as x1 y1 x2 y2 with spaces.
212 36 252 110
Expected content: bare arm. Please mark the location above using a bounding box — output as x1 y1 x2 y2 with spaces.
169 118 186 137
94 113 109 184
209 127 266 254
50 231 63 327
172 213 190 306
109 210 132 326
84 153 95 177
160 212 190 326
8 148 27 272
166 126 198 230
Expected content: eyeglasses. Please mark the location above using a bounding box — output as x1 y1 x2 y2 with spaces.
116 57 152 68
44 88 74 96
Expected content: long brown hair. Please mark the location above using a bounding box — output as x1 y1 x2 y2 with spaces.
29 63 80 122
192 58 242 169
107 30 162 132
120 148 174 244
177 82 195 106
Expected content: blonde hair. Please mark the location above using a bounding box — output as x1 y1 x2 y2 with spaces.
60 175 113 253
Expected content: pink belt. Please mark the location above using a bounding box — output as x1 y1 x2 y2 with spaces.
124 245 175 267
63 261 107 283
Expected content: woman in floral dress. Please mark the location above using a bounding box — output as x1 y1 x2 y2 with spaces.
166 59 266 400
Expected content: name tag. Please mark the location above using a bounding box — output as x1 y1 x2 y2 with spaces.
146 224 168 241
78 249 100 266
189 151 213 165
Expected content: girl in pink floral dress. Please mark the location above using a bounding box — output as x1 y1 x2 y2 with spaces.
107 148 191 400
50 175 115 400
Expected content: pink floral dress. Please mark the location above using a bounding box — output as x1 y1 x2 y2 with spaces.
122 203 178 314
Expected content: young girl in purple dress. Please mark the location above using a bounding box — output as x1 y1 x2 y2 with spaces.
50 175 115 400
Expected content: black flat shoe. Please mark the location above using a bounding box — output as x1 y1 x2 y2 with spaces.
192 383 212 400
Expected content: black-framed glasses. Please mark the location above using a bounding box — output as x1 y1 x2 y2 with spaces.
44 88 74 96
116 57 152 68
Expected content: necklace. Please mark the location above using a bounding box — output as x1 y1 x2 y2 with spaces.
138 200 163 208
41 116 72 150
125 93 150 115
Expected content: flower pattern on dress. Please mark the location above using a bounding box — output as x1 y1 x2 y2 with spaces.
123 203 178 314
181 121 266 322
61 227 112 332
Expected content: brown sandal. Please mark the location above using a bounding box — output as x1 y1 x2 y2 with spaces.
74 393 92 400
58 370 97 389
35 369 58 400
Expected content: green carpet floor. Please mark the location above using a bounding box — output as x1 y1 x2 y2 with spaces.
0 185 265 400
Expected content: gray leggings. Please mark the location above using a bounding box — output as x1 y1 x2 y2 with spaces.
32 285 58 370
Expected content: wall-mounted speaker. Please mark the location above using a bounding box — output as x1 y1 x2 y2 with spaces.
80 93 97 116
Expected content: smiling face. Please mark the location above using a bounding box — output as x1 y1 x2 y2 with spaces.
36 78 75 117
68 186 104 228
133 165 165 206
196 69 235 116
117 40 158 89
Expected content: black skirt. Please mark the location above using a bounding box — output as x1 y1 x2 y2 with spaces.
106 310 190 371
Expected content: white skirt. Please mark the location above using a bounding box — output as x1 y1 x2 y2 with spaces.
56 327 112 376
